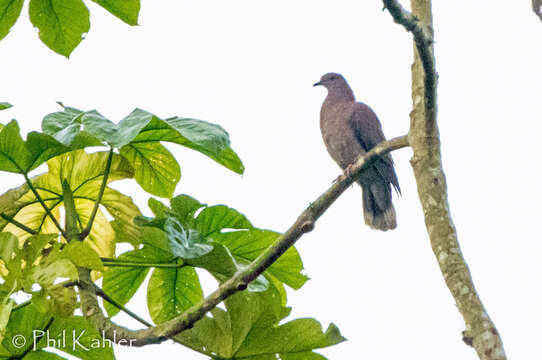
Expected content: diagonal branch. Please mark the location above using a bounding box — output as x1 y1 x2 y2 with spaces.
382 1 507 359
77 135 410 347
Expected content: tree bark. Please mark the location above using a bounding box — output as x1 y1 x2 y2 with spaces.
387 0 508 359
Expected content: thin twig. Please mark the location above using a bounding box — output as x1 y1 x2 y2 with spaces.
382 0 437 135
93 284 152 327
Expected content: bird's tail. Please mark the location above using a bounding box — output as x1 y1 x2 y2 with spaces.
362 184 397 231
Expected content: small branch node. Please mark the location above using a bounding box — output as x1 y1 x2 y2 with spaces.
300 221 315 233
237 283 248 291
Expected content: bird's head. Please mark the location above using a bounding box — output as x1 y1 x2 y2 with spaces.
313 73 347 89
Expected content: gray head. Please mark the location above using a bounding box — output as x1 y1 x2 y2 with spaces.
313 72 354 99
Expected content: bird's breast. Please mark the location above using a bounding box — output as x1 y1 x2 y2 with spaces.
320 102 365 169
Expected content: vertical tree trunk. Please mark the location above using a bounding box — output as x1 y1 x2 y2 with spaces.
407 1 507 359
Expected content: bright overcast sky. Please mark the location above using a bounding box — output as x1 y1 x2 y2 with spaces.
1 1 542 359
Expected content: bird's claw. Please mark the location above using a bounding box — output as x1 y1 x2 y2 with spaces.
343 164 355 178
332 165 355 184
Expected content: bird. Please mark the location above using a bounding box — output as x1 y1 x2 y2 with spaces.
314 72 400 231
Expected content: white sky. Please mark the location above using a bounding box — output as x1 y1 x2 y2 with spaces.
1 1 542 359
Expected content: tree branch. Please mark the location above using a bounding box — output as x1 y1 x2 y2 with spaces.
382 1 507 359
382 0 437 136
77 135 410 347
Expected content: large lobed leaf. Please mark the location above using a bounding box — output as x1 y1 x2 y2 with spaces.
0 119 75 174
130 195 307 310
39 107 244 197
176 287 346 359
2 150 136 259
102 227 174 317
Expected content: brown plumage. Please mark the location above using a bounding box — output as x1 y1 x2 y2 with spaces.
314 72 400 231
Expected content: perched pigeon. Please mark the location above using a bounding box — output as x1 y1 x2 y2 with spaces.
314 72 400 231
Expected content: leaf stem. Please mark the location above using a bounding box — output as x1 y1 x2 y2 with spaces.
0 213 38 235
23 173 67 238
93 284 152 327
62 179 80 242
80 148 114 240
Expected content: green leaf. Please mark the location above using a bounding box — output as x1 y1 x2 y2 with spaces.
28 0 90 57
91 0 140 25
105 189 143 247
0 0 23 41
81 110 118 145
0 120 73 173
170 194 205 226
1 303 51 355
22 234 56 266
48 316 115 360
47 283 77 318
3 150 134 259
102 250 149 317
24 350 69 360
120 141 180 198
0 232 19 272
0 295 14 344
165 116 245 174
176 287 345 359
0 120 33 173
103 228 173 317
124 109 244 174
163 217 213 259
184 243 238 278
141 195 306 293
147 264 203 324
42 107 103 148
236 320 346 358
215 229 309 290
0 102 13 110
62 241 103 271
25 132 72 171
31 258 78 287
148 197 171 218
195 205 253 237
0 182 29 231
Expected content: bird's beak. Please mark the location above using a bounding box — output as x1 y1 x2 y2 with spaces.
313 81 322 87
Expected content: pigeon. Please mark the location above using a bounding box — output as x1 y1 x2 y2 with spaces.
314 72 400 231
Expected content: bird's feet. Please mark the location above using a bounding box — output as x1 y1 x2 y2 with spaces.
333 164 355 184
343 164 355 178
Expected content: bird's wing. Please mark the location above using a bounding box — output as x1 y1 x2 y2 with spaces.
349 102 401 194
